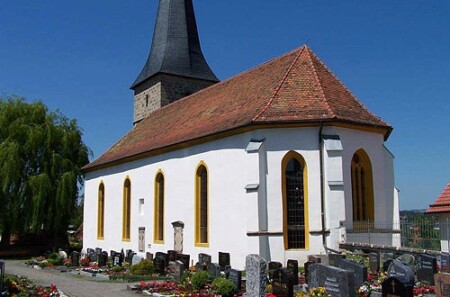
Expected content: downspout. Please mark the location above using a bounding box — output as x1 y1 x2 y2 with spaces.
319 122 327 247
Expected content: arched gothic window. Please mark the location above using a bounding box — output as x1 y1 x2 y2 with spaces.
97 182 105 239
123 178 131 241
282 151 309 250
154 172 165 243
195 163 208 246
351 149 374 224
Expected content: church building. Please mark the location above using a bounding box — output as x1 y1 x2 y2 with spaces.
83 0 399 268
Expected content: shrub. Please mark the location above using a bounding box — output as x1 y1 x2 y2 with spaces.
212 277 237 297
191 270 210 290
129 259 154 276
110 266 125 273
47 257 64 266
48 253 59 260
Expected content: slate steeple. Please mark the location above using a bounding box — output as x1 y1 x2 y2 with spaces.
131 0 218 124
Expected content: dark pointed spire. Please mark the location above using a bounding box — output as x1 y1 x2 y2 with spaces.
131 0 218 89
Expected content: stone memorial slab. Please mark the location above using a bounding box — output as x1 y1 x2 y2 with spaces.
268 261 283 280
87 248 97 262
308 254 329 265
168 250 178 262
381 252 395 263
272 268 294 297
441 253 450 272
95 247 102 254
208 263 221 279
146 252 153 261
383 259 394 273
387 260 414 286
154 257 166 275
176 254 190 270
435 272 450 297
338 259 368 289
0 260 5 294
246 254 267 297
417 254 437 285
168 260 184 282
71 251 80 267
329 254 346 267
287 259 299 285
199 253 211 266
132 255 144 266
195 262 206 272
369 252 380 274
382 277 413 297
113 251 123 266
155 252 169 268
228 269 242 291
304 261 314 284
219 252 230 271
172 221 184 253
138 227 145 252
308 263 355 297
98 252 108 267
397 253 415 270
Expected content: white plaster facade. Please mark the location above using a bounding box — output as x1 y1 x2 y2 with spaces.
84 125 397 269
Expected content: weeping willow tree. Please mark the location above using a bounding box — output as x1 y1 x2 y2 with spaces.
0 96 90 249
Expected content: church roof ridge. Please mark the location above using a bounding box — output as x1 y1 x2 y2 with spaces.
84 44 392 172
426 182 450 213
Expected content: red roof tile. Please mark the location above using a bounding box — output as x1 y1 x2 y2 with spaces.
83 45 392 172
426 183 450 213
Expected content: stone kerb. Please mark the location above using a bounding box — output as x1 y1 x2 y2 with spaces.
245 254 267 297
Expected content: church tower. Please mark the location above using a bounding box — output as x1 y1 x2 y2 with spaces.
131 0 219 124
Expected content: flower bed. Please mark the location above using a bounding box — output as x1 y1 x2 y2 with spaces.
2 275 68 297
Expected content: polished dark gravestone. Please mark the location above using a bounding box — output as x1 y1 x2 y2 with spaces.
272 268 294 297
287 259 299 285
87 248 97 262
207 263 221 279
219 252 230 271
417 254 437 285
71 251 80 267
0 260 5 295
168 250 178 262
308 254 329 265
386 260 415 286
308 263 355 297
338 259 368 289
382 277 413 297
154 257 166 275
369 252 380 274
329 254 346 267
98 252 108 267
383 259 394 273
176 254 190 270
111 251 123 266
246 254 267 297
228 269 242 292
155 252 169 268
198 253 211 266
268 261 283 280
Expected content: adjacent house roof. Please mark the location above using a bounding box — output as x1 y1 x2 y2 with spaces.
426 182 450 214
84 45 392 172
131 0 218 89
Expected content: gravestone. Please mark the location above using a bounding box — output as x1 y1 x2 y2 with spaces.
112 251 123 266
58 250 68 260
139 227 145 252
304 261 314 284
168 250 178 262
268 261 283 280
383 259 394 273
168 260 184 282
195 262 206 272
199 253 211 266
417 254 437 285
338 259 368 289
228 269 242 291
224 265 232 278
308 254 329 265
369 252 380 274
219 252 230 271
126 250 136 265
308 263 355 297
381 252 395 263
176 254 190 270
71 251 80 267
246 254 267 297
154 257 166 275
382 277 413 297
132 255 144 266
441 253 450 272
98 252 108 267
87 248 97 262
172 221 184 253
287 259 299 285
435 272 450 297
397 253 415 270
207 263 221 279
387 260 415 286
155 252 169 268
329 254 346 267
95 247 102 254
272 268 294 297
0 260 5 295
146 252 153 261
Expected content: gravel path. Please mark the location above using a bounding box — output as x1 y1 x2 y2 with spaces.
4 260 138 297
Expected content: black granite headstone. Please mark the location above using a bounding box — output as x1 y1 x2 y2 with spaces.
71 251 80 267
369 252 380 274
0 260 5 294
207 263 221 279
198 253 211 266
176 254 190 270
329 254 346 267
146 252 153 261
338 259 368 289
383 259 394 272
219 252 230 271
228 268 242 291
155 252 169 268
112 251 123 266
382 277 413 297
95 247 102 254
308 264 355 297
272 268 294 297
98 252 108 267
154 257 166 275
416 254 437 285
268 261 283 280
195 262 206 272
287 260 299 285
168 250 178 262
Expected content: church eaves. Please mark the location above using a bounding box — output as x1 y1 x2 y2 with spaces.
130 0 218 89
84 45 392 172
426 182 450 214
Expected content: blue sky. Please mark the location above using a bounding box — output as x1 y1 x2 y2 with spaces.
1 1 449 210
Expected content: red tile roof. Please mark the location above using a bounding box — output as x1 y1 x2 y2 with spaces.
426 183 450 214
83 45 392 172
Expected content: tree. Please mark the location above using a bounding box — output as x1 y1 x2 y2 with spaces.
0 96 90 249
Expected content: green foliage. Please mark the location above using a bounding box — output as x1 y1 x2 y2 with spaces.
191 270 210 290
0 96 91 247
48 252 59 260
180 270 193 286
129 259 154 276
47 257 63 266
111 266 126 273
212 277 237 297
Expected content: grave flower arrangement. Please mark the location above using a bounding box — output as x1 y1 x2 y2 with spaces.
413 283 435 296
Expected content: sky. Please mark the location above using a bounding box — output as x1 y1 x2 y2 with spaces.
0 1 449 210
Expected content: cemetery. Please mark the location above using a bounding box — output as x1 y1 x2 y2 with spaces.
6 246 450 296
